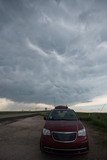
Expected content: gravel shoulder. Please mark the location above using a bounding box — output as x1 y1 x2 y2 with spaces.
0 116 107 160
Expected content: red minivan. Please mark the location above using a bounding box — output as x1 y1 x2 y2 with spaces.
40 105 89 155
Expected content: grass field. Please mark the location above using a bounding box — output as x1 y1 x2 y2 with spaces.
77 112 107 132
77 112 107 146
0 110 49 120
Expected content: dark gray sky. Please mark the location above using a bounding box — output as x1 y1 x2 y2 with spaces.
1 0 107 105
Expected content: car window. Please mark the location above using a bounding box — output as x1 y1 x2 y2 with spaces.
48 110 78 121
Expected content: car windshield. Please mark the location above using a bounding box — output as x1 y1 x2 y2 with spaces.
48 109 78 121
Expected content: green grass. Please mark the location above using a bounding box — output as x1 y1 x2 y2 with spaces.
77 112 107 146
77 112 107 132
0 111 37 118
0 110 50 119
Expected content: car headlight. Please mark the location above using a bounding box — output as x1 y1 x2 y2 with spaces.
78 128 86 136
43 128 51 135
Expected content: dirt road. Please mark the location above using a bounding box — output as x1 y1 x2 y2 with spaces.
0 116 107 160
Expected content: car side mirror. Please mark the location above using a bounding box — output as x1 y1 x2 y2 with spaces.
44 116 47 120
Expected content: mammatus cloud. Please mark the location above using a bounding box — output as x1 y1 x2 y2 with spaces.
97 41 107 49
26 38 48 57
1 0 107 111
26 38 66 63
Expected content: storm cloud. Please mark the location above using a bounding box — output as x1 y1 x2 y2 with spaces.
1 0 107 105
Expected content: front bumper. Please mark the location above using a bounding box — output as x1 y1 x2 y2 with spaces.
43 146 88 155
40 135 89 155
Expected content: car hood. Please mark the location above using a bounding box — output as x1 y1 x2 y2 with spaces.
44 120 84 132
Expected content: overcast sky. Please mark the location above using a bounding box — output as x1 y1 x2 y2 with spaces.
1 0 107 109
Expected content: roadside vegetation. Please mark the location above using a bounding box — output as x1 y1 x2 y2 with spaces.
0 110 50 121
0 111 38 118
77 112 107 131
0 111 40 122
77 112 107 146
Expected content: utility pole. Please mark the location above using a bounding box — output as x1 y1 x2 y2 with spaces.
100 104 105 113
54 96 55 106
99 104 106 120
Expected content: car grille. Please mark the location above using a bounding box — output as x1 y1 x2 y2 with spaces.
52 132 77 142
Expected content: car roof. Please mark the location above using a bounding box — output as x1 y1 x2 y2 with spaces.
55 105 68 109
54 105 74 111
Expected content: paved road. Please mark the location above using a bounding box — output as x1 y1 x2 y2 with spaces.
0 116 107 160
